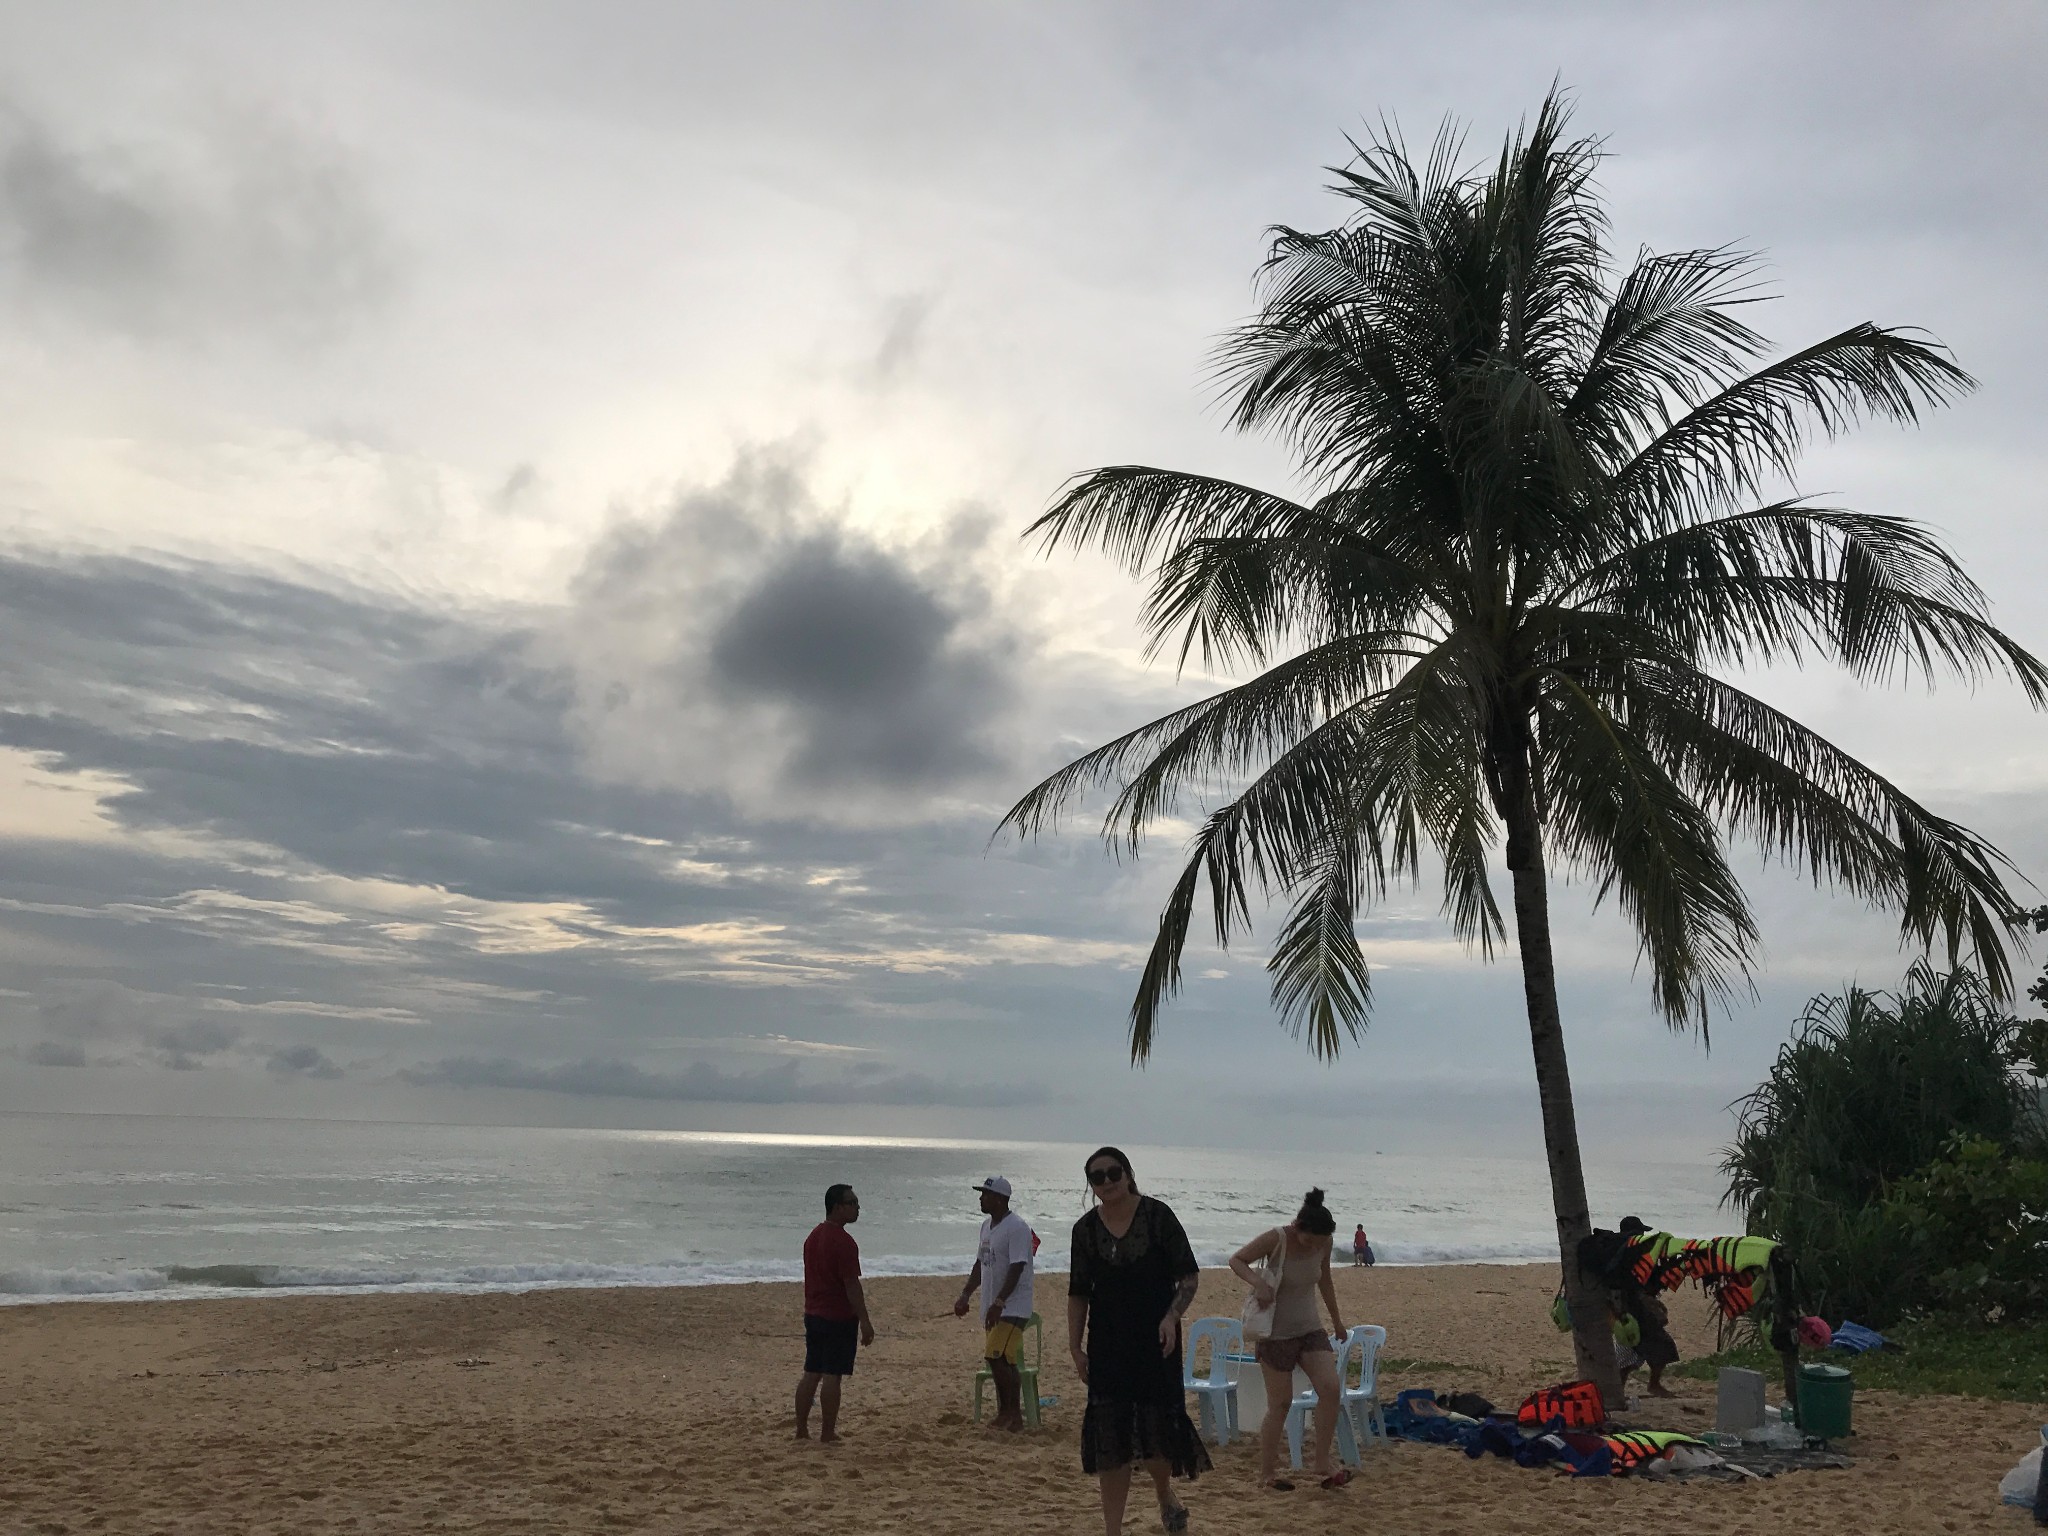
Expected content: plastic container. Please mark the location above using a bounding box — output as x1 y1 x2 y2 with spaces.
1741 1419 1803 1449
1715 1367 1766 1432
1797 1362 1854 1439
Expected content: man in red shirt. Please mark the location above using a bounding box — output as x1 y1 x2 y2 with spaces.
795 1182 875 1442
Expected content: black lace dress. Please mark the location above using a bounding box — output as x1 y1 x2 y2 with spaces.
1069 1196 1212 1478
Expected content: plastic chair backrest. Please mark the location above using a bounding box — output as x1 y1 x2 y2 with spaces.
1021 1312 1043 1369
1328 1326 1355 1388
1343 1324 1386 1395
1183 1316 1242 1388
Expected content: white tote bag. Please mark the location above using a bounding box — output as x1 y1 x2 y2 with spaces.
1240 1227 1287 1343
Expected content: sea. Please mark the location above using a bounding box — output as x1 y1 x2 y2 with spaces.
0 1112 1733 1304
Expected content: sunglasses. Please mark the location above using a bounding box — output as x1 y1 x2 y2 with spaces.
1086 1164 1126 1186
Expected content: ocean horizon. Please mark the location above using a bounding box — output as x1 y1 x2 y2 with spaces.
0 1110 1733 1305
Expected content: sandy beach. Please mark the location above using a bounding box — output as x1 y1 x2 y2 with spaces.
3 1262 2037 1534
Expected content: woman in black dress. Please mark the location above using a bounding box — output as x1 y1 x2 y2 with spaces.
1067 1145 1209 1535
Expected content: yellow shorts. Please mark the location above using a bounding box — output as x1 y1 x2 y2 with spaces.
983 1319 1026 1366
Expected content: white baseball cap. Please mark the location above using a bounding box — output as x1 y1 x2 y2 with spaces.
973 1176 1013 1198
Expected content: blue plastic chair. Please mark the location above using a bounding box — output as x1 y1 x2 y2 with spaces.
1182 1316 1242 1446
972 1312 1043 1427
1285 1329 1362 1470
1339 1324 1387 1444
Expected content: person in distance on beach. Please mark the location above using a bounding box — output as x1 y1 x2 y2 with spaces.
1350 1223 1372 1267
795 1183 875 1443
953 1175 1036 1431
1231 1190 1352 1491
1069 1146 1209 1536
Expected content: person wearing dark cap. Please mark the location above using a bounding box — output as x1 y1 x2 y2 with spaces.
955 1175 1036 1431
1608 1216 1679 1399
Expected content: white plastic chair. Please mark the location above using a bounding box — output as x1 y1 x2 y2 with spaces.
1285 1329 1362 1470
1340 1324 1387 1444
1181 1316 1242 1446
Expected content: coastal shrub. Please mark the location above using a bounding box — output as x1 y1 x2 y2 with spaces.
1882 1135 2048 1325
1723 962 2048 1325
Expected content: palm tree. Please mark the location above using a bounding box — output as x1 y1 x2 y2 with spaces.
996 96 2047 1401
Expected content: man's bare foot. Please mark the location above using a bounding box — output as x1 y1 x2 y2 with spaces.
1647 1384 1677 1398
794 1425 810 1440
819 1431 842 1444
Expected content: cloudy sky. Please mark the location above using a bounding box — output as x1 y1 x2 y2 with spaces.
0 1 2042 1155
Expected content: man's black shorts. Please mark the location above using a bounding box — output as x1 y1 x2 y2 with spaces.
803 1314 859 1376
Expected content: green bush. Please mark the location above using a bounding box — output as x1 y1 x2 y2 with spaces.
1723 962 2048 1326
1883 1135 2048 1324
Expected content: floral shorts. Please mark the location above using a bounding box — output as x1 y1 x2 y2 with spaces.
1255 1330 1333 1372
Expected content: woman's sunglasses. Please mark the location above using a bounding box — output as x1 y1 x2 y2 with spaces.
1086 1164 1125 1186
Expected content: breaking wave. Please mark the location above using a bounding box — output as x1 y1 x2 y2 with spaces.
0 1241 1544 1304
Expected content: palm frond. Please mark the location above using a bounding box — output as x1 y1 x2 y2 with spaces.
1267 832 1373 1060
1026 467 1326 574
1604 325 1975 531
1564 244 1769 461
1551 502 2048 699
1540 672 1760 1025
1625 664 2030 996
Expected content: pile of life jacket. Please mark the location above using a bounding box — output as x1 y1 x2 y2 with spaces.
1471 1419 1708 1477
1628 1233 1778 1320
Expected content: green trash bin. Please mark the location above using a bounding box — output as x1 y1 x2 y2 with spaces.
1797 1362 1853 1438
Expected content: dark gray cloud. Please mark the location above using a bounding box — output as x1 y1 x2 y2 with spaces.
28 977 240 1070
563 448 1023 808
267 1042 342 1079
399 1053 1035 1107
0 105 392 340
22 1039 88 1067
709 532 1007 787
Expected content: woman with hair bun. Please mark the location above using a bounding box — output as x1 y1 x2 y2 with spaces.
1229 1189 1351 1490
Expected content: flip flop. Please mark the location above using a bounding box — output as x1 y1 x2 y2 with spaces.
1262 1478 1295 1492
1319 1469 1354 1490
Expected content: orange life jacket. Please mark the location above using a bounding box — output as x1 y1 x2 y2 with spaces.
1603 1430 1670 1470
1515 1379 1605 1430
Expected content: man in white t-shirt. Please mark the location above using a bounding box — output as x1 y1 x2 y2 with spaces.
952 1175 1035 1431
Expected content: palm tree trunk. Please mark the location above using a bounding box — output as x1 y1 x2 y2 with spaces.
1499 753 1624 1411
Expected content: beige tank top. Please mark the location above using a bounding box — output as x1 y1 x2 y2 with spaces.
1269 1229 1324 1338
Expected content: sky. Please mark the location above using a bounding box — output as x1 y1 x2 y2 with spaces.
0 1 2042 1160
